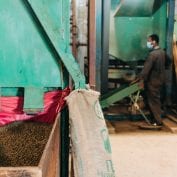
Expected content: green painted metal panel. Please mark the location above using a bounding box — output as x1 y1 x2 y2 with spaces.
26 0 85 89
101 83 142 108
114 0 163 17
0 88 24 97
0 0 62 87
27 0 70 52
0 0 85 89
109 0 167 61
0 0 85 110
24 87 44 113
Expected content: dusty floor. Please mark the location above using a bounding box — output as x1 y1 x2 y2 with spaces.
109 121 177 177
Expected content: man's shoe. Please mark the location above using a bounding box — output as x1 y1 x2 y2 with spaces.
152 122 163 126
157 123 163 126
152 123 157 126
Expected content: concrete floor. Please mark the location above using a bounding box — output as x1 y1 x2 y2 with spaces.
110 121 177 177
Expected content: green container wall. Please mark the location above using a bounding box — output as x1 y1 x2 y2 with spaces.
0 0 71 95
109 0 167 61
114 0 162 17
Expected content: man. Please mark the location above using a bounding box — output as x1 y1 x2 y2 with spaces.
139 34 165 126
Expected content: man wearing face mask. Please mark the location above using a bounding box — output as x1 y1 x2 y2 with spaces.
139 34 165 126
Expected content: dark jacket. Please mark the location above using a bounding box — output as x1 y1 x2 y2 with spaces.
140 48 165 87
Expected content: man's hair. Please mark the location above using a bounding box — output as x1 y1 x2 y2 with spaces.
149 34 159 44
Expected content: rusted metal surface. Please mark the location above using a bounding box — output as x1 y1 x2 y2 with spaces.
71 0 78 58
88 0 96 90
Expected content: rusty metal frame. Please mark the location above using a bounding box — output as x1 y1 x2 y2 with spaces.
88 0 96 90
71 0 77 58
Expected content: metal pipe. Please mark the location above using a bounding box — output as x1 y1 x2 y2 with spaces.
166 0 175 105
101 0 111 94
96 0 102 92
88 0 96 90
60 108 70 177
71 0 77 58
167 0 175 59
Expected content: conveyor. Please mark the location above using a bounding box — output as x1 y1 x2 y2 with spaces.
100 81 152 124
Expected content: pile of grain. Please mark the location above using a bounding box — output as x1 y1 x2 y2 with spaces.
0 121 53 167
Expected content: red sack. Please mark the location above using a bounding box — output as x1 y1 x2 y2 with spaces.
0 88 70 126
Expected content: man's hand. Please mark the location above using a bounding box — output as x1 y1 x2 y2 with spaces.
130 77 140 85
130 78 144 89
138 80 144 89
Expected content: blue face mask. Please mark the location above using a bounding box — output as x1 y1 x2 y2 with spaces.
147 41 153 49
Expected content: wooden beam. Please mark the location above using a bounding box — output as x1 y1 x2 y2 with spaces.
166 114 177 124
163 118 177 133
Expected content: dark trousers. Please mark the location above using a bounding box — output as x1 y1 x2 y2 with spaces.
146 84 162 124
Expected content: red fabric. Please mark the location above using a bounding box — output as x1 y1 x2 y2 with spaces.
0 88 70 126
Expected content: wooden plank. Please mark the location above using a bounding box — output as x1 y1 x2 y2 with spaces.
166 114 177 124
0 167 41 177
39 115 60 177
163 118 177 133
55 117 60 177
171 108 177 115
106 120 116 134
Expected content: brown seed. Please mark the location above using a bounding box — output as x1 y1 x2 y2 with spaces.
0 121 53 167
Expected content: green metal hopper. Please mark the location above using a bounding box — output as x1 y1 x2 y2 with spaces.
0 0 85 113
109 0 167 61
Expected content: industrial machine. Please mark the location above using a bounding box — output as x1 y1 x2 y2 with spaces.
100 0 170 121
0 0 85 114
0 1 86 176
109 0 167 62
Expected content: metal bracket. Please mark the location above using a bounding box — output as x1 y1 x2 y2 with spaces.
101 83 142 109
24 87 44 114
129 91 151 125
